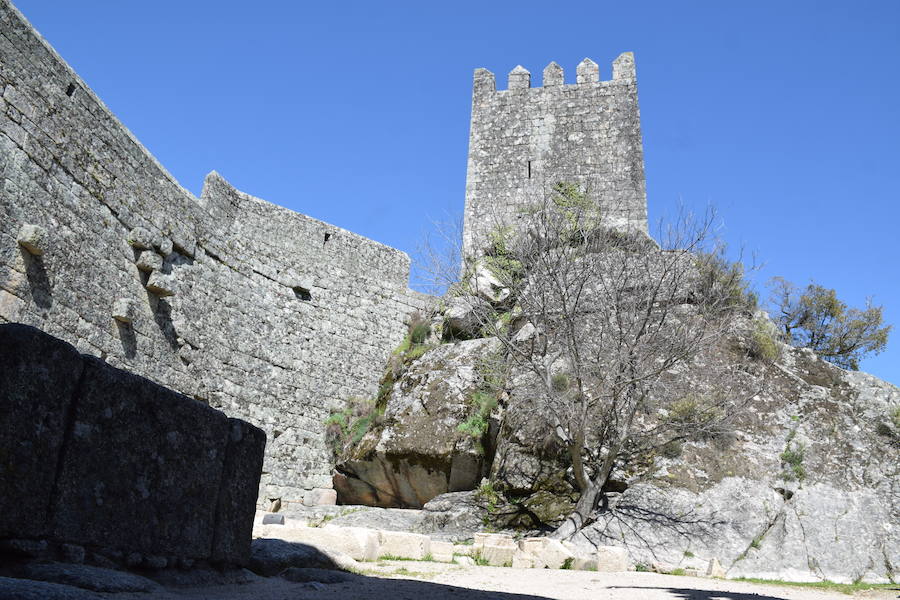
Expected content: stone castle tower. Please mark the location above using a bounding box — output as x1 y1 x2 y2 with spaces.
462 53 648 256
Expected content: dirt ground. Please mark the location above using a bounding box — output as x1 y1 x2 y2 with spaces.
111 561 897 600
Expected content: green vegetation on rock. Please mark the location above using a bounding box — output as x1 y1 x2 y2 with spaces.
748 318 781 363
768 277 891 370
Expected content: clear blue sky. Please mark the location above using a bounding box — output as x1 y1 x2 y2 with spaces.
13 1 900 384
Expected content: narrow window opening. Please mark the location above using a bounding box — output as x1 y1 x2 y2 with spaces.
65 83 76 97
293 286 312 301
527 160 532 179
323 232 332 245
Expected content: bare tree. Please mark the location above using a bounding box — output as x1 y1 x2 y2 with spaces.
412 213 464 296
461 184 759 539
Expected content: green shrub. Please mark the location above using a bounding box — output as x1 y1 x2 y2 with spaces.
551 373 570 393
325 397 383 459
695 250 757 315
667 396 721 429
457 357 505 453
660 440 684 459
475 480 501 513
561 557 574 570
780 442 805 481
405 344 432 362
670 568 686 576
458 414 488 439
482 226 524 285
749 318 781 362
550 181 599 234
410 321 430 345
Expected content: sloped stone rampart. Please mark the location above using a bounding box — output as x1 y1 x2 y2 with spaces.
0 323 266 566
0 0 429 506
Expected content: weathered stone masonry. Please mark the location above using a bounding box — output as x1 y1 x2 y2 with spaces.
463 54 648 257
0 0 427 507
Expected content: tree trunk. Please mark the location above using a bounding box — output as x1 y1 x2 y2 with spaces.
550 480 602 540
551 436 627 540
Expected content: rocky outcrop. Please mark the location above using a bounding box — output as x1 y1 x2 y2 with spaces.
334 338 502 507
443 296 492 340
564 343 900 583
335 308 899 583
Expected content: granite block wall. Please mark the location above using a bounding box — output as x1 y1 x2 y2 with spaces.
463 54 648 257
0 0 428 507
0 323 266 566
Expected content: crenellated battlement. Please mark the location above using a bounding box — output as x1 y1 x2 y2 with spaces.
472 53 637 95
463 52 648 257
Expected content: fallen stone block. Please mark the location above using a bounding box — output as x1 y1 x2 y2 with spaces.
378 530 431 560
430 540 455 563
455 555 475 566
474 532 516 548
595 545 631 572
262 513 286 525
707 557 726 578
473 532 518 566
303 488 337 506
480 542 517 567
16 223 48 255
322 525 381 562
518 537 573 569
512 549 539 569
264 524 379 562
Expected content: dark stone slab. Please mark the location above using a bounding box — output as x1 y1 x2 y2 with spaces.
248 539 338 577
0 576 104 600
280 567 356 584
0 324 83 539
211 418 266 564
20 562 161 593
51 356 231 559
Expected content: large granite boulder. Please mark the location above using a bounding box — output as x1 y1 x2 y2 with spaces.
0 324 266 567
565 343 899 583
334 338 501 507
443 296 492 340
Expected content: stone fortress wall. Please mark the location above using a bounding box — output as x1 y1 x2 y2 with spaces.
463 53 648 257
0 0 428 508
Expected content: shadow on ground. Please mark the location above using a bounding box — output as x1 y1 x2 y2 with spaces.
609 586 798 600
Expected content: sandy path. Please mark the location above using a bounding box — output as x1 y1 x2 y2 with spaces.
109 562 896 600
